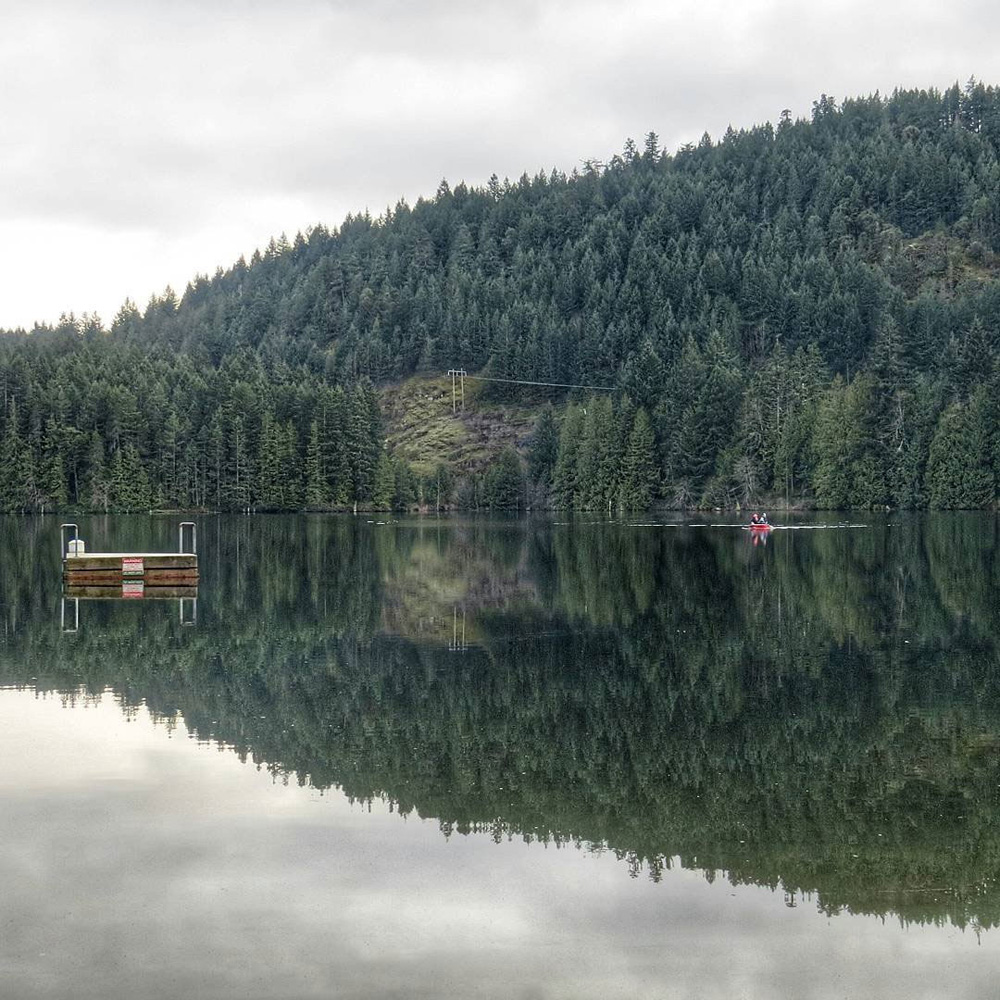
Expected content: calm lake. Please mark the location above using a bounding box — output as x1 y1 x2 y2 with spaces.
2 513 1000 999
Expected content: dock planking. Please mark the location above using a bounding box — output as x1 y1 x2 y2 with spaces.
63 553 196 566
64 570 199 586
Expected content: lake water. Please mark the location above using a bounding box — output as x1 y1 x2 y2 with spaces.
2 513 1000 999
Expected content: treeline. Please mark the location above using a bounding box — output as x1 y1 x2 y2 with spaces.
0 334 531 513
0 342 418 512
533 399 657 510
520 327 1000 509
6 80 1000 507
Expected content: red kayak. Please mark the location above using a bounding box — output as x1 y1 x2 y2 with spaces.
748 522 772 532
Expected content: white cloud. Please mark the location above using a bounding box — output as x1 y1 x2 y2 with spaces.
1 0 998 328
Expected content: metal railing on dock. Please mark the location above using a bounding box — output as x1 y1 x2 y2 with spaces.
179 522 197 555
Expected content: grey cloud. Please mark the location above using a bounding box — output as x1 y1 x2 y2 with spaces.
2 0 1000 324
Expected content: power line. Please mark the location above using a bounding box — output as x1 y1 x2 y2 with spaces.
445 368 617 412
461 374 617 391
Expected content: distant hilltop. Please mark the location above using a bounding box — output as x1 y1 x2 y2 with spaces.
4 80 1000 512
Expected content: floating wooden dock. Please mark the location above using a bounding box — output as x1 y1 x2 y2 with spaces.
61 522 199 589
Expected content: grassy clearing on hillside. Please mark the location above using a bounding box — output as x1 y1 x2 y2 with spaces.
381 375 548 478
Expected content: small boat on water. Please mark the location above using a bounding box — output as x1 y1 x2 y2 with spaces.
745 519 773 545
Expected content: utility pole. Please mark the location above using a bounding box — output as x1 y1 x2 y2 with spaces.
446 368 466 413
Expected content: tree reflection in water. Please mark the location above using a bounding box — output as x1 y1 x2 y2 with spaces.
2 512 1000 929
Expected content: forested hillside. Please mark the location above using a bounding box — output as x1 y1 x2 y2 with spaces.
5 80 1000 510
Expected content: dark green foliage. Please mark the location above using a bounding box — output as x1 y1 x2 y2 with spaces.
392 458 419 511
0 342 409 512
372 451 395 510
482 446 524 509
739 343 827 504
576 396 616 509
811 377 852 508
108 443 151 512
926 389 997 508
551 404 584 508
6 81 1000 508
304 420 329 508
619 408 657 509
527 407 558 491
550 396 649 510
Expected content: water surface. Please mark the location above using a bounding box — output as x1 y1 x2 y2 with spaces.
2 513 999 998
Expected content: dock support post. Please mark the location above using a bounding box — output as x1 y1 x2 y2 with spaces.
59 523 79 560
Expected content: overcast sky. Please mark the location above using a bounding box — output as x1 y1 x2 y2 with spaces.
1 0 997 330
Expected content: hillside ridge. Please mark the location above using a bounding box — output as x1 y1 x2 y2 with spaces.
4 80 1000 509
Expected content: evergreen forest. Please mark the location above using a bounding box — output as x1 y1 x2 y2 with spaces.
5 81 1000 509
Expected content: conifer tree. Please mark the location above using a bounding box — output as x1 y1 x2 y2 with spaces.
108 443 151 512
85 431 111 513
527 407 558 490
957 317 995 399
576 396 615 509
257 411 281 508
552 404 584 508
845 375 888 508
160 409 181 507
226 414 251 511
484 446 524 509
205 409 226 510
429 463 454 511
619 408 657 509
0 402 24 512
927 404 974 508
811 377 852 508
41 417 68 511
278 421 303 508
319 387 347 505
392 459 418 511
373 451 395 510
305 420 329 508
